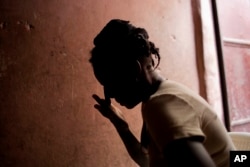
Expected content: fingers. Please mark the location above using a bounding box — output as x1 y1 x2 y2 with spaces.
92 95 111 118
94 104 101 110
92 94 125 123
92 94 102 103
92 94 111 107
92 94 104 110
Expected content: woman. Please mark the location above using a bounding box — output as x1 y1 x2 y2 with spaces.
89 19 235 167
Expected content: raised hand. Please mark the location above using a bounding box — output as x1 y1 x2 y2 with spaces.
92 94 128 129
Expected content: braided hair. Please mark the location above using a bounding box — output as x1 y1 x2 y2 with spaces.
89 19 160 83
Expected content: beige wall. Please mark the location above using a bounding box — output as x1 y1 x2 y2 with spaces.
0 0 217 166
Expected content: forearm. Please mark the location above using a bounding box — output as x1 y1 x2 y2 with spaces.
112 121 149 167
91 95 149 167
163 139 216 167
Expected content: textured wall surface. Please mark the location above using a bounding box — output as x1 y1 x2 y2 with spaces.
0 0 203 166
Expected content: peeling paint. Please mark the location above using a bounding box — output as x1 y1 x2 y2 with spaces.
24 22 35 31
0 22 7 30
0 21 34 31
217 0 250 131
16 21 35 31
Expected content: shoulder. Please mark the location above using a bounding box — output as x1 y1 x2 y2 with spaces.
142 93 205 151
142 94 195 123
143 80 194 115
149 79 200 103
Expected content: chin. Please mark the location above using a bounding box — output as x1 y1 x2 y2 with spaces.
116 96 142 109
124 105 135 109
123 101 141 109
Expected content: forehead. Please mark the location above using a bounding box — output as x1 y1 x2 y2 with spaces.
93 64 135 86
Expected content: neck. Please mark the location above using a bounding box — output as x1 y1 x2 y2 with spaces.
141 69 166 101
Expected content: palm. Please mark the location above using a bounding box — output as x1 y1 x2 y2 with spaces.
92 94 128 128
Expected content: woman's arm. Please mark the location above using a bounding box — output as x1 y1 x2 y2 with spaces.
92 94 149 167
163 138 216 167
114 124 149 167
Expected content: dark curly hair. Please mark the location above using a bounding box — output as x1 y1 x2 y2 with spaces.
89 19 160 83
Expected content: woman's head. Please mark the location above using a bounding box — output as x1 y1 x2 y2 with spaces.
90 19 161 108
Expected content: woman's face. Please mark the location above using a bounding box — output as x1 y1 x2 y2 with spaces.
94 63 143 109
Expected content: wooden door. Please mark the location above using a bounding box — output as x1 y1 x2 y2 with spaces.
217 0 250 131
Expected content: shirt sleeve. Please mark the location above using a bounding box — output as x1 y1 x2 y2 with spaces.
143 94 205 151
